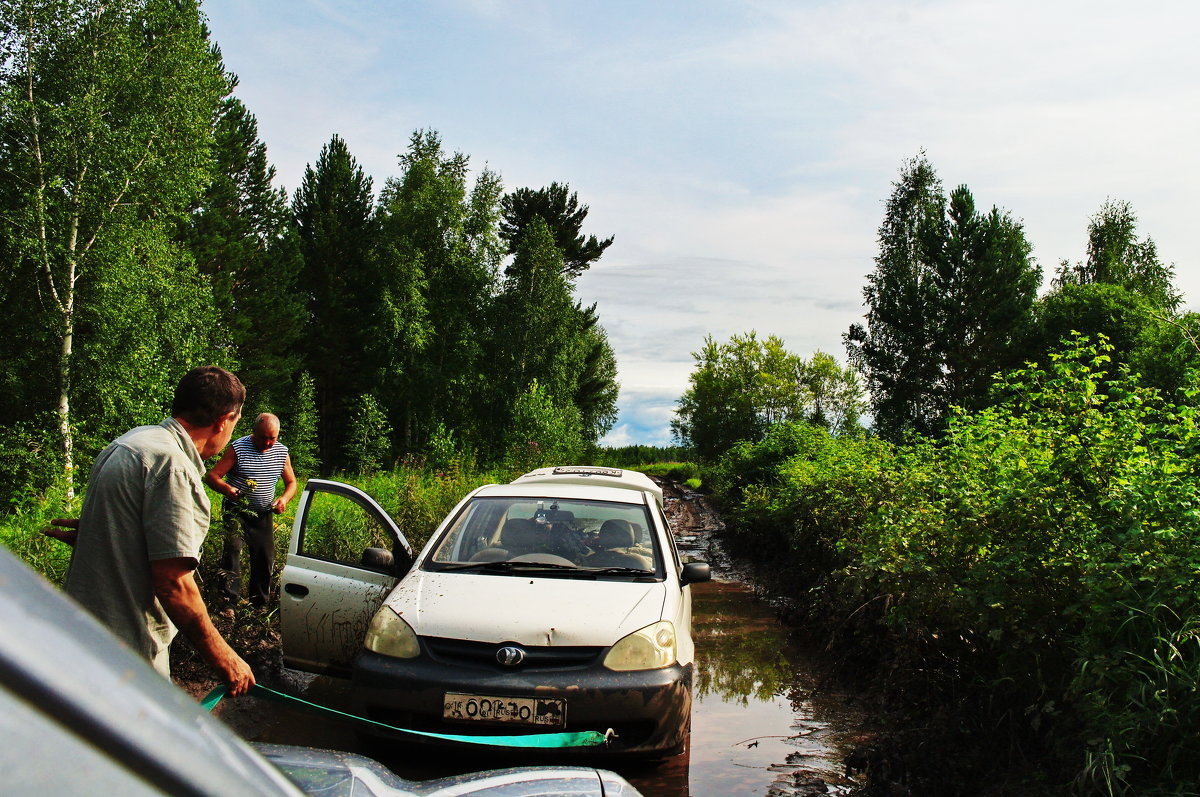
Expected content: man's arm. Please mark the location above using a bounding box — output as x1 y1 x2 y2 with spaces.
41 518 79 546
150 557 255 696
273 454 298 514
203 446 241 501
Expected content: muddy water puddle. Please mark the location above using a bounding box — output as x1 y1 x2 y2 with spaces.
220 485 867 795
676 578 865 795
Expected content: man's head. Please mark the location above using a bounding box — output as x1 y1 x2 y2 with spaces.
172 367 245 457
251 413 281 452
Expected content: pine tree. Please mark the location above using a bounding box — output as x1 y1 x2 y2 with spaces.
847 155 1038 440
292 134 380 470
184 87 303 412
499 182 613 278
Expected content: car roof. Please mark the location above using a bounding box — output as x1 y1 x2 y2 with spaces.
505 466 663 507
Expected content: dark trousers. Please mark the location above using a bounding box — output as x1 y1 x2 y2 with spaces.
218 507 276 606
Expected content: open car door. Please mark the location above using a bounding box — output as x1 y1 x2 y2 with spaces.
279 479 414 676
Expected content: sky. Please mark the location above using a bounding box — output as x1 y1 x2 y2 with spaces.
202 0 1200 446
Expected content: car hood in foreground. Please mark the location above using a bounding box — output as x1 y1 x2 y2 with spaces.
384 571 667 647
258 745 641 796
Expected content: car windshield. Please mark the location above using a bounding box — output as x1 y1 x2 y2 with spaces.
426 497 658 574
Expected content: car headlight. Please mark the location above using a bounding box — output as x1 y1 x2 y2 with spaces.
363 605 420 659
603 620 676 671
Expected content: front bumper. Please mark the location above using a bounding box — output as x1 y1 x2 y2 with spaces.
352 648 692 756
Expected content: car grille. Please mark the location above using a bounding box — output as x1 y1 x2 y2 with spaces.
421 637 604 671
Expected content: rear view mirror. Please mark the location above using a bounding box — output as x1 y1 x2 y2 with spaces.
361 547 395 573
681 561 711 586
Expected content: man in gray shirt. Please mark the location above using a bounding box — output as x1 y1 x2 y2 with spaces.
51 366 255 696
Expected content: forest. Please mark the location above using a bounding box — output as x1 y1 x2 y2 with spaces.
0 0 619 509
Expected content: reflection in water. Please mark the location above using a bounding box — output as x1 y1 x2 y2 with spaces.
672 579 863 797
693 580 793 705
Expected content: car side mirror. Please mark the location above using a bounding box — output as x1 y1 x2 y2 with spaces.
361 547 395 573
680 561 711 586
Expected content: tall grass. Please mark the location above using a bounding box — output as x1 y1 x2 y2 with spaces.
4 458 520 587
0 481 75 583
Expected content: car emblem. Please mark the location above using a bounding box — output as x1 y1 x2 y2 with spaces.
496 646 526 666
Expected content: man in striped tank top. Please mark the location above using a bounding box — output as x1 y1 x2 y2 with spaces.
204 413 297 607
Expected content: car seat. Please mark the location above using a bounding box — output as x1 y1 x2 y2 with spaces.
586 519 652 570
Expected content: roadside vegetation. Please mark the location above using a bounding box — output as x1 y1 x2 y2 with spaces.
685 156 1200 796
711 337 1200 795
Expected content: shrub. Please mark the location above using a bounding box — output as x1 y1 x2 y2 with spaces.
714 335 1200 794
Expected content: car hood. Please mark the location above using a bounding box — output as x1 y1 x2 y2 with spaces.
384 571 667 647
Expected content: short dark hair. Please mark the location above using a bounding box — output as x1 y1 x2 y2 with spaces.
171 366 245 427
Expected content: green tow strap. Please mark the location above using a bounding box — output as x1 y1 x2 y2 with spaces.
202 684 612 749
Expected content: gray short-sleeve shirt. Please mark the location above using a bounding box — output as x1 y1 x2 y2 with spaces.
65 418 211 675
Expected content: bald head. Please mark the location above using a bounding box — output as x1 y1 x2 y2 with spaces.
250 413 281 451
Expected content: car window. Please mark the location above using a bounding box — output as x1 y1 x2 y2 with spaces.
297 490 396 567
427 497 659 572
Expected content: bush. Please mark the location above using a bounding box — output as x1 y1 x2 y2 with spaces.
711 422 893 582
713 336 1200 795
344 394 392 474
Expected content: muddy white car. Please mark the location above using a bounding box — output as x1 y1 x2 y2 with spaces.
279 466 710 757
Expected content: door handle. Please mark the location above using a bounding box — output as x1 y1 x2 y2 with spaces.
283 583 309 597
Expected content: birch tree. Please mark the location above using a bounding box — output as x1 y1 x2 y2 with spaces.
0 0 224 494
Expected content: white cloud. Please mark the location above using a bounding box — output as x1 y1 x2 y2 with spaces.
204 0 1200 444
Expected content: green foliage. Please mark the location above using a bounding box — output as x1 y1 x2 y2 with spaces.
185 91 304 413
0 0 227 494
673 331 863 461
0 477 74 583
344 394 392 475
376 129 501 455
1055 199 1180 312
0 419 61 508
711 422 894 581
716 334 1200 794
595 444 694 468
635 461 701 483
291 489 394 564
293 134 380 470
846 154 1039 440
285 371 321 477
1029 284 1200 408
573 310 620 446
499 181 614 278
503 380 584 475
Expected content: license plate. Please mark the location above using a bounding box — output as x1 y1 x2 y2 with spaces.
443 692 566 727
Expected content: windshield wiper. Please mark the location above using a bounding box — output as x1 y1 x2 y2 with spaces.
432 560 578 573
581 566 654 575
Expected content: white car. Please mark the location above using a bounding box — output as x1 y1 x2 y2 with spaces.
279 466 711 757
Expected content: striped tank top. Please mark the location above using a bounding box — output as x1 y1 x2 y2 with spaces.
224 435 289 511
